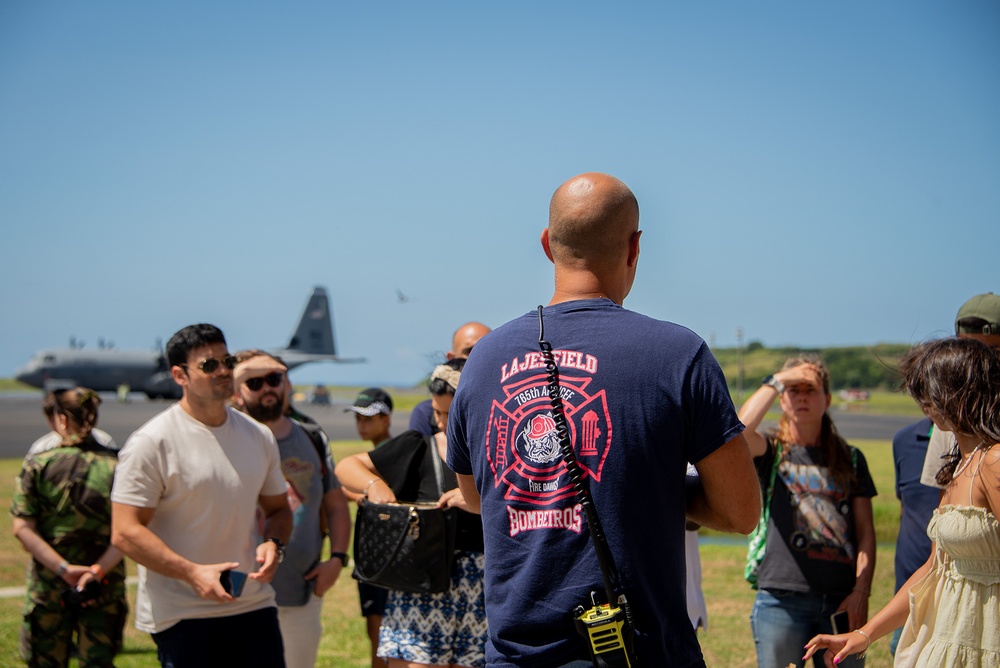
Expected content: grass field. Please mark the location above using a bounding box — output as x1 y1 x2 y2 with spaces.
0 439 903 667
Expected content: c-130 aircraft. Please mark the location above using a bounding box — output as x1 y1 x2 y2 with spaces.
14 287 362 399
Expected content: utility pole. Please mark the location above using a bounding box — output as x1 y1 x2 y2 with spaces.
736 327 744 399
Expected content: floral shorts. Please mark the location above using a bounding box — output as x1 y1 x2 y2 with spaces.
378 551 487 667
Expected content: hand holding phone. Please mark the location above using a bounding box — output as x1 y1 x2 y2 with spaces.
220 569 248 597
830 610 850 635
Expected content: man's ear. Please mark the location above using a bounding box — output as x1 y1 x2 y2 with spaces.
171 365 188 387
540 229 554 263
627 230 641 267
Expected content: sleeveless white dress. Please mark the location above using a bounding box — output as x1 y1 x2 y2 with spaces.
893 504 1000 667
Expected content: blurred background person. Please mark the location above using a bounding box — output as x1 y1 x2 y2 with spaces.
25 390 116 461
11 387 127 667
739 357 877 668
343 387 395 668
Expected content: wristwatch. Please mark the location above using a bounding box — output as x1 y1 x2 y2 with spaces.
330 551 349 567
761 374 785 394
264 537 286 564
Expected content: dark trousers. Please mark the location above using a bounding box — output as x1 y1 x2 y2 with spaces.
151 606 285 668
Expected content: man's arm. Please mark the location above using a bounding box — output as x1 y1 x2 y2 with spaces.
111 502 237 602
456 474 481 514
251 492 292 583
305 487 351 596
688 433 761 534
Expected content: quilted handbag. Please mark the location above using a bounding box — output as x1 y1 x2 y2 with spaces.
352 499 457 594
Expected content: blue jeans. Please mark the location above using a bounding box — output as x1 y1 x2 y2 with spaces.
750 588 865 668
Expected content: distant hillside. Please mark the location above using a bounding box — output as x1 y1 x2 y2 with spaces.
710 342 910 392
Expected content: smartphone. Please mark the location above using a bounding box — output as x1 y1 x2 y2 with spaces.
220 569 248 597
830 610 850 635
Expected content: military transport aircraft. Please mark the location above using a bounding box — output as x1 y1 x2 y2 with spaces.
14 287 362 399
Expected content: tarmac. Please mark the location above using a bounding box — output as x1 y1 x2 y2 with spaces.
0 393 411 460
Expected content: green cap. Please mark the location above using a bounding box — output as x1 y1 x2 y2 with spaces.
955 292 1000 336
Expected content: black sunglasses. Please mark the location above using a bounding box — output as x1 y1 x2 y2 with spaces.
184 356 238 374
245 372 284 391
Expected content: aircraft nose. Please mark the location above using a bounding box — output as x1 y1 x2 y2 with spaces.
14 364 40 386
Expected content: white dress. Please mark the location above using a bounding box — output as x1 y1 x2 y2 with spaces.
893 504 1000 667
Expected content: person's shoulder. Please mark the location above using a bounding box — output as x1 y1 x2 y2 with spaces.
380 429 427 451
893 418 933 445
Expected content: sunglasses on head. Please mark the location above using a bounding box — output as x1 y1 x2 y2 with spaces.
245 372 284 391
187 356 238 374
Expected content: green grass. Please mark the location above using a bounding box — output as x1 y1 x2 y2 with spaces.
1 440 905 666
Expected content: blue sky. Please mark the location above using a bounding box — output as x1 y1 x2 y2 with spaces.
1 2 998 387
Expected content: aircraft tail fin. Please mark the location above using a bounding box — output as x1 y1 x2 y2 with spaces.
286 287 337 356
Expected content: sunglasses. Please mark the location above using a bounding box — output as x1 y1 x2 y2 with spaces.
245 372 284 391
185 356 238 374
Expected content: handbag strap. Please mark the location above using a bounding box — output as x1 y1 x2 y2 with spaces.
427 435 447 498
761 438 780 522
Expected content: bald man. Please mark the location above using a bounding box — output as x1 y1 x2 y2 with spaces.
448 173 760 667
409 321 491 436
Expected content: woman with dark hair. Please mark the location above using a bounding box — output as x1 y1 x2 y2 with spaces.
806 338 1000 666
738 356 877 668
336 358 487 668
11 387 127 667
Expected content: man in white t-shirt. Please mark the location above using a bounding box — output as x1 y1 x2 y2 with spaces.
919 292 1000 489
111 324 292 667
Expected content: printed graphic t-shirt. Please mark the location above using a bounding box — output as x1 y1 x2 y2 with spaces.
448 299 743 667
272 421 339 607
755 443 877 595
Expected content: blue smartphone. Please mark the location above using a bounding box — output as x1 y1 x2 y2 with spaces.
220 570 248 597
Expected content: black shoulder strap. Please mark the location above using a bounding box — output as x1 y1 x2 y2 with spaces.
295 419 329 478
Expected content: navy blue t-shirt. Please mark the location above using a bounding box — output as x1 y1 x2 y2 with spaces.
892 418 938 591
447 299 744 667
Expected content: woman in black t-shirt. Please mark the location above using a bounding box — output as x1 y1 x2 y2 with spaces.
738 356 877 668
335 359 486 668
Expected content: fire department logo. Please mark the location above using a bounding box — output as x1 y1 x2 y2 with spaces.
485 372 612 505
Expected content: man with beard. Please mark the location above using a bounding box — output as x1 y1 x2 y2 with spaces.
232 350 352 668
111 324 291 667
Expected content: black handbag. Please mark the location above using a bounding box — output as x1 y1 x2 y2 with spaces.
352 437 458 594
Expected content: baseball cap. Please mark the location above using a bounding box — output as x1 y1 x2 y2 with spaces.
344 387 393 416
955 292 1000 336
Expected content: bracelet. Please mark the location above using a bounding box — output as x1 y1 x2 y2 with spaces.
364 478 380 496
853 629 872 659
89 564 105 580
55 560 69 577
330 551 349 567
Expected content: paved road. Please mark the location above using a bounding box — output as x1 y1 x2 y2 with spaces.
0 393 917 460
0 393 410 459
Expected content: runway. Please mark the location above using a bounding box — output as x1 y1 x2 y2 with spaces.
0 393 409 460
0 392 918 460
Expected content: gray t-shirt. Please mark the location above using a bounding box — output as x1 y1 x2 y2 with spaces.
272 421 339 606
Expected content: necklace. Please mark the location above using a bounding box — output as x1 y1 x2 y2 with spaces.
951 439 988 480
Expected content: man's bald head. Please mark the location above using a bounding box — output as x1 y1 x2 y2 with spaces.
547 173 639 268
448 321 491 360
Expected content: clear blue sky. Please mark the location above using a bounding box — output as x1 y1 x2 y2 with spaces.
2 1 998 387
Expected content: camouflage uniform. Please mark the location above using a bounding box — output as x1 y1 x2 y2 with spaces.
11 438 128 668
